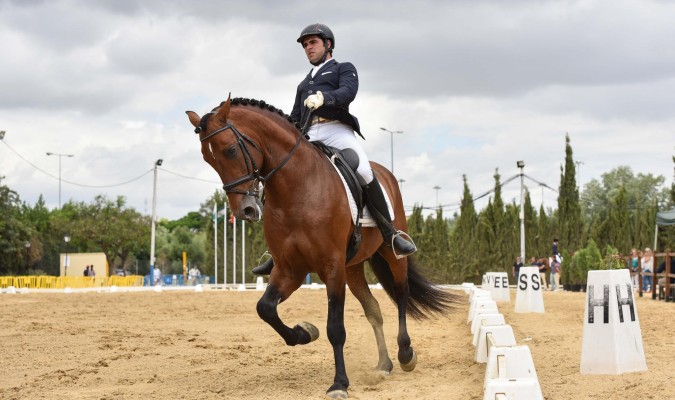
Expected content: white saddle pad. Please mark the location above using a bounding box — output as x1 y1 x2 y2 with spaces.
328 156 394 227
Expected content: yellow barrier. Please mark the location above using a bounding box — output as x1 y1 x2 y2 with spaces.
0 275 145 289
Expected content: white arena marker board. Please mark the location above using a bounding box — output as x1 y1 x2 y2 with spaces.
514 266 545 313
580 269 647 374
483 378 544 400
469 288 492 304
474 325 517 363
468 299 498 323
482 272 510 302
483 345 540 390
472 313 506 345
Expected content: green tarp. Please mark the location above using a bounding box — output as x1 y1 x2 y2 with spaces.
656 209 675 226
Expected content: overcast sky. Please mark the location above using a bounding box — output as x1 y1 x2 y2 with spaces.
1 0 673 220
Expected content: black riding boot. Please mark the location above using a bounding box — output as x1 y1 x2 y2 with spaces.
363 177 417 258
252 257 274 275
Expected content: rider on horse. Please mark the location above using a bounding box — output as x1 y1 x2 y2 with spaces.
252 23 416 275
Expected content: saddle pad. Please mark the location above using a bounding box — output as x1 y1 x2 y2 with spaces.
328 157 394 227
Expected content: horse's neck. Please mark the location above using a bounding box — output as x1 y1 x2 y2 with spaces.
264 141 329 197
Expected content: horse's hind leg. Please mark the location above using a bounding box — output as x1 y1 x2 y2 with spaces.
346 263 393 374
372 251 417 372
256 274 319 346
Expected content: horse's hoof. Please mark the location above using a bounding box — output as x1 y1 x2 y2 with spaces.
326 389 348 399
376 359 393 375
297 321 320 342
400 350 417 372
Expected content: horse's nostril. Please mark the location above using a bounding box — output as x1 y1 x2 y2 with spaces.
243 206 259 221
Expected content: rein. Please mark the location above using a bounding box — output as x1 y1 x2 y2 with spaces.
199 120 303 196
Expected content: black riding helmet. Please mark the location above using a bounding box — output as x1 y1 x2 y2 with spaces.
297 23 335 52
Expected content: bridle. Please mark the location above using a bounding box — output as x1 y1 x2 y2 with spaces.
198 119 303 197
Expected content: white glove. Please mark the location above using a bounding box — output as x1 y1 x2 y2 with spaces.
304 91 324 110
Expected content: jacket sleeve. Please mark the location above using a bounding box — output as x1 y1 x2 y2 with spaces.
290 87 302 124
321 62 358 107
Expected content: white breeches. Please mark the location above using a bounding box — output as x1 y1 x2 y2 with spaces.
306 121 374 183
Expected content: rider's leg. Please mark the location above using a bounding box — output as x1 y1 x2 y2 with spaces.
252 257 274 275
310 122 416 257
363 175 416 257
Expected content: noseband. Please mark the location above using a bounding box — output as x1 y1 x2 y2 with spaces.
198 120 303 197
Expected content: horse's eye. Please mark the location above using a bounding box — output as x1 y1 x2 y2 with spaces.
224 145 237 159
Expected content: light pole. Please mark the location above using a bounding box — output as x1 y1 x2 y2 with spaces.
517 160 525 262
398 178 406 196
24 241 31 275
379 127 403 174
575 160 584 190
433 185 441 210
46 152 75 208
150 159 163 285
64 235 71 277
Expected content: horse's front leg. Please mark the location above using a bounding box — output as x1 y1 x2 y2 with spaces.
324 273 350 399
256 276 319 346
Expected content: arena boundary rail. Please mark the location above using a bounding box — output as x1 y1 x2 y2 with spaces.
0 275 144 289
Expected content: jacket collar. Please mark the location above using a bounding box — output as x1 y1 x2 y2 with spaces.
308 59 336 78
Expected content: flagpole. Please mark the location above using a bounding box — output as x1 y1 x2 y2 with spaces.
232 214 237 285
213 203 218 285
223 203 227 287
241 219 245 286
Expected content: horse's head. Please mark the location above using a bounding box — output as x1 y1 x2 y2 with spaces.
186 96 263 222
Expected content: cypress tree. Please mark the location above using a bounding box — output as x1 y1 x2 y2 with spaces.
607 185 631 253
557 134 582 253
449 175 479 282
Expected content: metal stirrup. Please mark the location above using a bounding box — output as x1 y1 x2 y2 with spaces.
391 231 417 260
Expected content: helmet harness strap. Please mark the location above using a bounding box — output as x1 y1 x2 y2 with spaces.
311 37 331 66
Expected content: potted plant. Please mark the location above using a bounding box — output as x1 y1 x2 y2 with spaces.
568 250 585 292
599 245 626 270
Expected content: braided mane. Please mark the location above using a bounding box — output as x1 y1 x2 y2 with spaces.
215 97 301 130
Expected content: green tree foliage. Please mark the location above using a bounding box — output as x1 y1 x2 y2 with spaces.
0 177 33 275
3 142 672 285
581 166 663 253
61 195 151 272
557 134 582 253
446 176 477 281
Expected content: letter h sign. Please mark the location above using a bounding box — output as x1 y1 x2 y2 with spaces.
587 284 635 324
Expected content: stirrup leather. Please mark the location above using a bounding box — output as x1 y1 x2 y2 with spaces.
390 230 417 260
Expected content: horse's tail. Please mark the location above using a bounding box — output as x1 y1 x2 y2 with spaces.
369 252 461 321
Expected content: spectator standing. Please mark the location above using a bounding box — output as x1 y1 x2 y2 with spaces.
641 248 654 292
89 265 95 278
188 266 201 285
630 249 639 289
83 265 89 277
512 256 524 282
538 258 548 290
552 238 560 262
550 257 561 291
153 267 161 285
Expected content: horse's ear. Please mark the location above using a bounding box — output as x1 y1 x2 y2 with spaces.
186 111 201 131
214 94 232 124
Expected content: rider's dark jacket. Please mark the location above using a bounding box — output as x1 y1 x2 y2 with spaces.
291 59 363 138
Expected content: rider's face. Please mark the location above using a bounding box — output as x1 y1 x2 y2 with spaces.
302 35 329 64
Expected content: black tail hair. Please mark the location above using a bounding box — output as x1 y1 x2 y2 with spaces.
369 252 461 321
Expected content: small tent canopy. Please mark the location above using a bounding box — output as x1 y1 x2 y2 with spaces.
656 209 675 226
654 208 675 250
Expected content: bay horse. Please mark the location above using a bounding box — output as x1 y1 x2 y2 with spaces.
186 96 458 399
